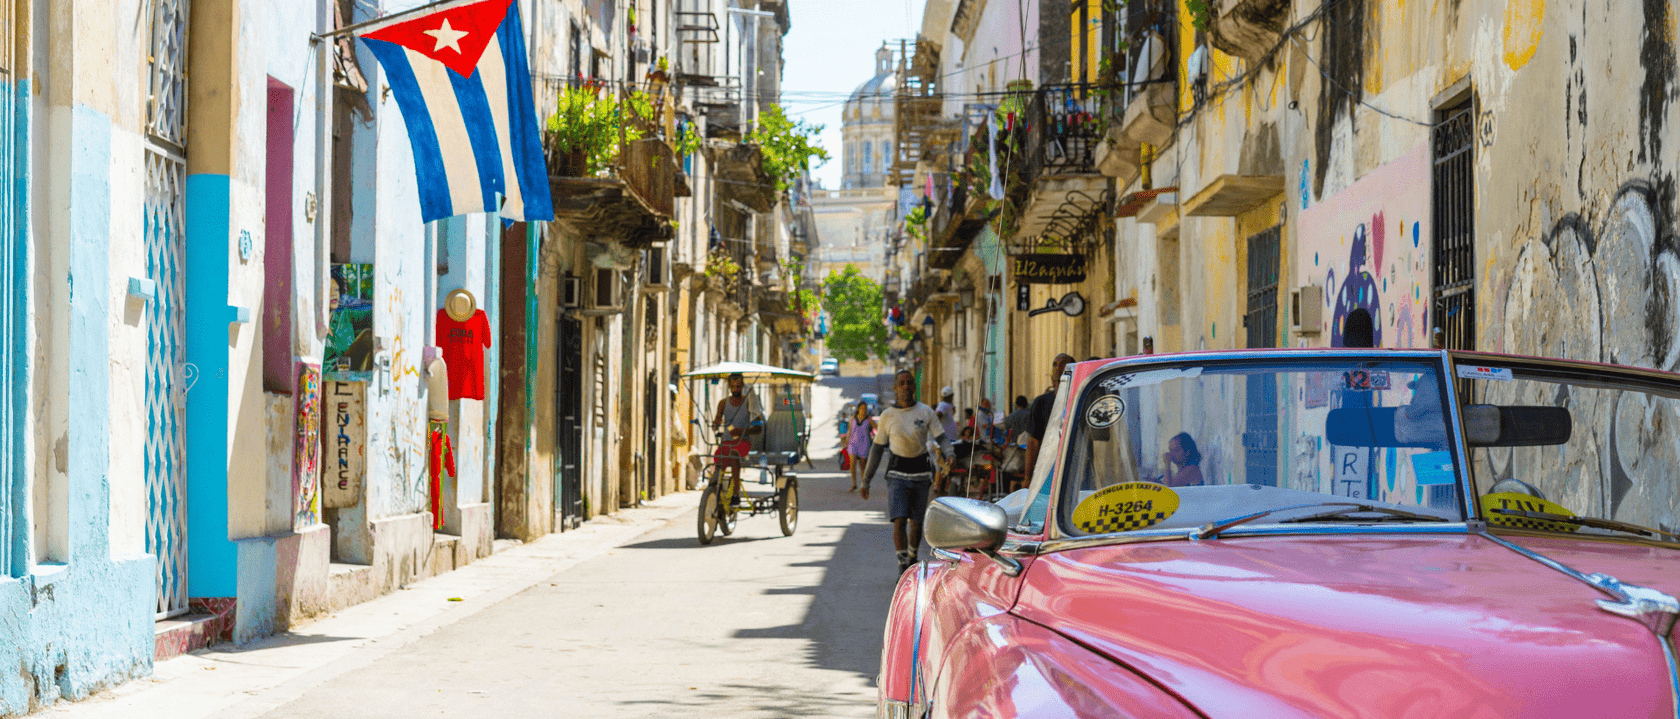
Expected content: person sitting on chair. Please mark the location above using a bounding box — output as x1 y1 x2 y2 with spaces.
951 426 978 465
711 372 764 506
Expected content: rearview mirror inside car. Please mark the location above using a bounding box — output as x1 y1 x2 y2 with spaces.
1461 405 1571 447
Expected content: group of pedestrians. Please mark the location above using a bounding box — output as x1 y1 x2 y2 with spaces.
844 354 1076 574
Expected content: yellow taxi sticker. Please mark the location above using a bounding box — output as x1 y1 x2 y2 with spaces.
1481 492 1579 533
1072 482 1181 534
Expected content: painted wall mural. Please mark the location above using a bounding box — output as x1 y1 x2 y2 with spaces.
326 263 375 380
1297 143 1432 348
294 362 322 529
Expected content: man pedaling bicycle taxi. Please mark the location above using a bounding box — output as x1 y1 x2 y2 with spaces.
711 372 765 508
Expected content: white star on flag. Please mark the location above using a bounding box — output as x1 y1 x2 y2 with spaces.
423 19 469 53
354 0 553 223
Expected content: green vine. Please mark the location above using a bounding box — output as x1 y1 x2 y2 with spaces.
704 248 741 280
904 203 930 244
1186 0 1214 31
750 104 830 192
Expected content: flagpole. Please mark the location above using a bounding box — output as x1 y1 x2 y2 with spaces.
310 0 479 40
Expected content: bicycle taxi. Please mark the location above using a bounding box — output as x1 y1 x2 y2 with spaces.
682 361 812 544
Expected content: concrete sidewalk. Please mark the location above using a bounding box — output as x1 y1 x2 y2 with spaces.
47 493 698 719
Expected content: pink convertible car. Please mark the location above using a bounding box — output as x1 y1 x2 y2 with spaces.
880 349 1680 718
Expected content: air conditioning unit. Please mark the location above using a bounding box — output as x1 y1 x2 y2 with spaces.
1291 284 1323 334
561 276 582 309
645 246 669 290
592 267 622 309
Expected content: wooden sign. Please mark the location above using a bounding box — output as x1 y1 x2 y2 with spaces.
323 380 367 509
1013 254 1087 284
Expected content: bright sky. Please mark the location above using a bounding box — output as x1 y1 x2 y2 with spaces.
781 0 922 189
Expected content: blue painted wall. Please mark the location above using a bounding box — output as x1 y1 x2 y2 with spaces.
184 174 236 598
0 103 153 714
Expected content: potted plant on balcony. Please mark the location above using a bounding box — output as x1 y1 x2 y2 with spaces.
546 84 618 177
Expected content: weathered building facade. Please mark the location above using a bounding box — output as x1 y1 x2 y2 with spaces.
895 0 1680 534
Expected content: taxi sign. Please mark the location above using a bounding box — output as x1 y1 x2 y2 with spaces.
1072 482 1181 534
1481 492 1579 533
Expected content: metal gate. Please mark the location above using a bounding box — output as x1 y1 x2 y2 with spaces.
144 148 189 618
556 316 584 528
1243 226 1281 486
1432 103 1475 354
144 0 191 620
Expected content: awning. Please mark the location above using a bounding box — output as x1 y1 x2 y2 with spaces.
683 361 814 384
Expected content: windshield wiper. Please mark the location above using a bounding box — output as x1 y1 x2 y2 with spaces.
1191 502 1450 540
1489 509 1680 542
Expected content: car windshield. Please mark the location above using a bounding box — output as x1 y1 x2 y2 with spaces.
1458 359 1680 544
1056 358 1466 537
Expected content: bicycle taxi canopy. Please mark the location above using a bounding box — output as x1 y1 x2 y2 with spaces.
683 361 812 467
681 361 815 384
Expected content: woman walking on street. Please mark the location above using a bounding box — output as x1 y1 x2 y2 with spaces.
846 401 875 492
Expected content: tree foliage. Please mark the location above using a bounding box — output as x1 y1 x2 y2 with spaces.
751 104 830 192
820 265 889 363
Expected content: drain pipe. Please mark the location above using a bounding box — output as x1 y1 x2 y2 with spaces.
312 0 334 339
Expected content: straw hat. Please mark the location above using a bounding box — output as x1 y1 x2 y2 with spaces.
444 288 477 322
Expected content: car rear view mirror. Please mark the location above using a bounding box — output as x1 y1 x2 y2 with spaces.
1461 405 1571 446
925 497 1021 575
1327 407 1440 447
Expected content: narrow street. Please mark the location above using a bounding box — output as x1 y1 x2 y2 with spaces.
54 375 897 719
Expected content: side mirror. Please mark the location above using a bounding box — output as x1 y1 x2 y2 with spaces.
925 497 1021 575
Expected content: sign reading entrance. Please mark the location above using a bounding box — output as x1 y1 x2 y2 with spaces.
1014 254 1087 284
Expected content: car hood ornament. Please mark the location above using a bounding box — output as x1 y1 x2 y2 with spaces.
1587 572 1680 637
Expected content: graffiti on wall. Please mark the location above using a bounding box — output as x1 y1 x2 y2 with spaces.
294 362 322 529
1490 182 1680 523
1298 143 1432 348
326 263 375 380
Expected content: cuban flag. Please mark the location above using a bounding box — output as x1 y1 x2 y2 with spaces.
357 0 553 223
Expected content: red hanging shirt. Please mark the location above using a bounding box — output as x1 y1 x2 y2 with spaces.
436 309 492 399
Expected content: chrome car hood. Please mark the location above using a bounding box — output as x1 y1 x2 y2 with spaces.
1012 533 1679 719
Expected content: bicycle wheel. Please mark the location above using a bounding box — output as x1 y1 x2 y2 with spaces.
696 467 721 545
778 480 799 536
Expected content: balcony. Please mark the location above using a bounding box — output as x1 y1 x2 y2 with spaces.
1011 84 1111 246
710 142 777 213
1210 0 1290 63
926 179 991 271
548 137 677 248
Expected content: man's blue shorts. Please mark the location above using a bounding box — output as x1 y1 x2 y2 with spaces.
887 476 933 521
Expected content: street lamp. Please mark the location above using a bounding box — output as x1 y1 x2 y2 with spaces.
921 314 935 338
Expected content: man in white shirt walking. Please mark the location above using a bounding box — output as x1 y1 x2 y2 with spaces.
863 370 953 574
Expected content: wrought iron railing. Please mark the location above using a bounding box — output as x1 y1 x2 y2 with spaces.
1024 84 1106 178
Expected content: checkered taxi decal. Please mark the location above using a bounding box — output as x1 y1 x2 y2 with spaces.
1072 482 1181 535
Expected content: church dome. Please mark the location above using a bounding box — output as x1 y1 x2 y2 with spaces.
847 46 899 105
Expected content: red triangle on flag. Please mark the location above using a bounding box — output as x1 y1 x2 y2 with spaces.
359 0 515 77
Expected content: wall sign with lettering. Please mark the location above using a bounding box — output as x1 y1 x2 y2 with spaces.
323 380 367 509
1013 254 1087 284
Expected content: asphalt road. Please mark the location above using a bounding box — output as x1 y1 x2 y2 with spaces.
255 373 899 719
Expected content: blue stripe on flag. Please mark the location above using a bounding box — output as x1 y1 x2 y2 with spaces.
363 39 453 220
497 2 554 221
447 69 506 216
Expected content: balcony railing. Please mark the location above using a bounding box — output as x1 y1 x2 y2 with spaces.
1023 85 1106 179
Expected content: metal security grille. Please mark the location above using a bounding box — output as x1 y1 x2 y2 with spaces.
1432 103 1475 354
1244 226 1281 487
1245 226 1281 349
146 0 190 149
144 148 189 618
